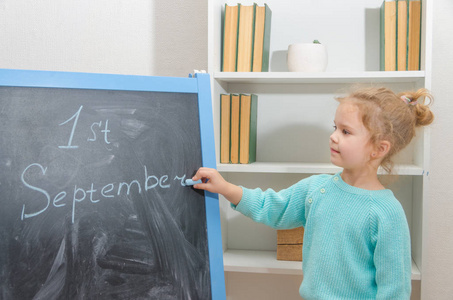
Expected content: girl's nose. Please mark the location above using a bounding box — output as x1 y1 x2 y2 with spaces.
330 131 338 143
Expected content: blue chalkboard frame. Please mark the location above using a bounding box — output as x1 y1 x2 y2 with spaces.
0 68 226 300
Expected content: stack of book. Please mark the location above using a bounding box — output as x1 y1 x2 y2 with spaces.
220 94 258 164
277 227 304 261
222 3 272 72
380 0 421 71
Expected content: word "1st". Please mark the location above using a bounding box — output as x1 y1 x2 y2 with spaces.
59 106 111 149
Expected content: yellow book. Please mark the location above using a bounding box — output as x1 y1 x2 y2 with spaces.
397 0 408 71
230 94 240 164
220 94 231 163
236 4 256 72
239 94 257 164
252 4 272 72
407 0 421 70
380 0 397 71
222 4 239 72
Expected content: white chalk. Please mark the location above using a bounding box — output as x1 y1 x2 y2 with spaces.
185 179 202 186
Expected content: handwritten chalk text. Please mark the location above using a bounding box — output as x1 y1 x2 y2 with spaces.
20 163 190 223
59 105 111 149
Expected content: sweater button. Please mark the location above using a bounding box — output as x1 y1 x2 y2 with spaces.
320 188 326 194
308 198 313 204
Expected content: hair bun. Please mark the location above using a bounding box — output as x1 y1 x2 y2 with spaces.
401 88 434 127
414 104 434 127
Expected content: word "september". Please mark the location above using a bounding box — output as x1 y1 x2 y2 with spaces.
20 163 190 223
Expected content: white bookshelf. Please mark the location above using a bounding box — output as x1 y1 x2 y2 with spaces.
208 1 431 299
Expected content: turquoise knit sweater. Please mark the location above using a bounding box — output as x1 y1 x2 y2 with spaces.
232 173 411 300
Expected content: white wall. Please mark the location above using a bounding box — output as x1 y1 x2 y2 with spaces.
0 0 452 299
0 0 207 76
423 0 453 299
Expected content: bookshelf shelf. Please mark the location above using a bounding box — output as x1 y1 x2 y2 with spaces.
214 71 425 84
217 162 424 175
223 249 421 280
223 250 302 275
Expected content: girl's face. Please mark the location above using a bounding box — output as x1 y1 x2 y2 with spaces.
330 101 375 171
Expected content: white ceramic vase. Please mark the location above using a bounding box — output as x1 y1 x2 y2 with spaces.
287 43 328 72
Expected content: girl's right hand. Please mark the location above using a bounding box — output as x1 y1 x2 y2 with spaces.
191 167 243 205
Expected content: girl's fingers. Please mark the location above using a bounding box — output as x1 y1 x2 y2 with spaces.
191 168 220 192
192 167 215 181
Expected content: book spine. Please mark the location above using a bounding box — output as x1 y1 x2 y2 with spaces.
261 4 272 72
221 4 227 72
237 4 256 72
407 0 421 70
380 0 397 71
220 94 231 163
239 94 249 164
396 0 408 71
248 94 258 163
250 3 257 72
252 4 264 72
222 4 239 72
230 94 240 164
239 94 257 164
380 1 386 71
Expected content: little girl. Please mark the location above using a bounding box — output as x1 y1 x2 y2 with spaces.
193 87 434 299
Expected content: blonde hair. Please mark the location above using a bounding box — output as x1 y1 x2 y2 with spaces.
337 87 434 174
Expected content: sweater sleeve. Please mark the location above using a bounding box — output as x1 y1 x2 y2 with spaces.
230 176 314 229
371 201 412 300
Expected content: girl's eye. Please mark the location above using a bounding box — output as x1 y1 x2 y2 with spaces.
332 125 349 135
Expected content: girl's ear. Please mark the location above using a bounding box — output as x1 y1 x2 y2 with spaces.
373 140 391 159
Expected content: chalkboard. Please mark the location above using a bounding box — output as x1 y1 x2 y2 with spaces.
0 69 225 300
